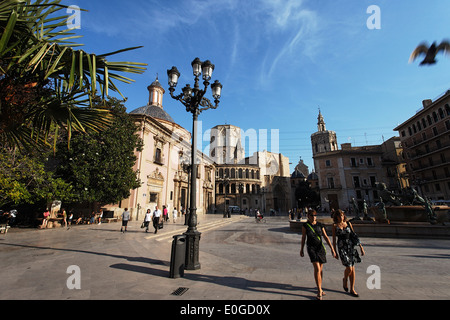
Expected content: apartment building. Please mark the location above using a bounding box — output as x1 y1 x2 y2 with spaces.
394 90 450 200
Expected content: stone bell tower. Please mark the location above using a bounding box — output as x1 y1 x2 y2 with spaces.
209 124 245 164
311 109 338 156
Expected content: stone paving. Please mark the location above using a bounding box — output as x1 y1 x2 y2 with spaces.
0 214 449 311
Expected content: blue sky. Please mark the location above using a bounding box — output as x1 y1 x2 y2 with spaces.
63 0 450 173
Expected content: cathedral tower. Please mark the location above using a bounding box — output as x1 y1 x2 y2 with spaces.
209 124 244 164
311 110 338 156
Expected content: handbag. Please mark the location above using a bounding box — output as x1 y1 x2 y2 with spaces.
348 224 361 246
158 222 164 229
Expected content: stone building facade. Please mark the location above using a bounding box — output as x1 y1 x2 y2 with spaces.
394 90 450 200
105 77 215 220
211 124 291 214
311 111 405 212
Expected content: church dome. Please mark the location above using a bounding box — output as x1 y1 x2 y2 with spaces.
129 76 175 123
130 104 175 123
291 169 306 179
308 171 319 180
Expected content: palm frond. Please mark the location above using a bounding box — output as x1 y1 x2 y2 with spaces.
0 0 148 150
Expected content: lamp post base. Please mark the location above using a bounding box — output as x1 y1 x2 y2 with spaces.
184 229 202 270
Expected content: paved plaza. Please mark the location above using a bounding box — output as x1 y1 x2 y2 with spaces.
0 214 449 310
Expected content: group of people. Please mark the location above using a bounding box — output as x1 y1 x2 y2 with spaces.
300 209 366 300
120 206 184 234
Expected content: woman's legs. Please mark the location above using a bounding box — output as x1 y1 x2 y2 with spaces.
349 266 358 295
344 266 358 296
313 262 324 298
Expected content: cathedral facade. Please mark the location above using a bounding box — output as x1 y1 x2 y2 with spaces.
105 77 215 220
211 124 291 214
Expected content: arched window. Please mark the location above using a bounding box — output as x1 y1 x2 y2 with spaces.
220 130 226 146
433 112 438 123
422 118 427 128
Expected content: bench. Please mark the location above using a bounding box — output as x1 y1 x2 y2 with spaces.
104 218 118 223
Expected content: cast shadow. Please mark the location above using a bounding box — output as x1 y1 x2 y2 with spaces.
109 262 321 299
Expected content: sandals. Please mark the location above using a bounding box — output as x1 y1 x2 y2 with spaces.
316 290 326 300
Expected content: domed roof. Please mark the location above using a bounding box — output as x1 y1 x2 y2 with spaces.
130 104 175 123
148 78 164 91
308 171 319 180
291 169 306 179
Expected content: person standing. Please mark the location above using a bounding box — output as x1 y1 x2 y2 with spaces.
172 207 178 223
98 209 103 225
120 208 130 233
67 211 73 229
163 205 168 222
300 210 336 300
152 206 162 234
62 208 67 229
332 209 365 297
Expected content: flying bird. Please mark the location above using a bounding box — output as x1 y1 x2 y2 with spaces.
409 41 450 65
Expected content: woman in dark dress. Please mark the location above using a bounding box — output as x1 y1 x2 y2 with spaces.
300 210 336 300
332 209 365 297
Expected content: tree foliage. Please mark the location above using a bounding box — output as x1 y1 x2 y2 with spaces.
0 0 147 150
53 97 143 205
0 147 74 207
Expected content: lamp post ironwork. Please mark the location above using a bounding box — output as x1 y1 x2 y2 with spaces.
167 58 222 270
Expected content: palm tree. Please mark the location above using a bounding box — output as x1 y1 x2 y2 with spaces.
0 0 147 150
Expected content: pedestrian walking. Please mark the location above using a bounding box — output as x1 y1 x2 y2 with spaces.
98 209 103 225
332 209 365 297
163 205 168 222
144 209 152 233
300 210 336 300
120 208 130 233
172 207 178 223
152 206 162 234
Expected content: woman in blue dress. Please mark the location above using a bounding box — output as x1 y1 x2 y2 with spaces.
332 209 365 297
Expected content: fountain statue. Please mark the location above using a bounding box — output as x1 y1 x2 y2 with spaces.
375 183 442 225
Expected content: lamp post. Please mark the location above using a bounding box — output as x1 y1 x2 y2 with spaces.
167 58 222 270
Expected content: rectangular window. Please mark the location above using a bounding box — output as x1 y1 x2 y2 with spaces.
149 193 158 203
327 177 335 189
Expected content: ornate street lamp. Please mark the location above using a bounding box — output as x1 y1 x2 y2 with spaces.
167 58 222 270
